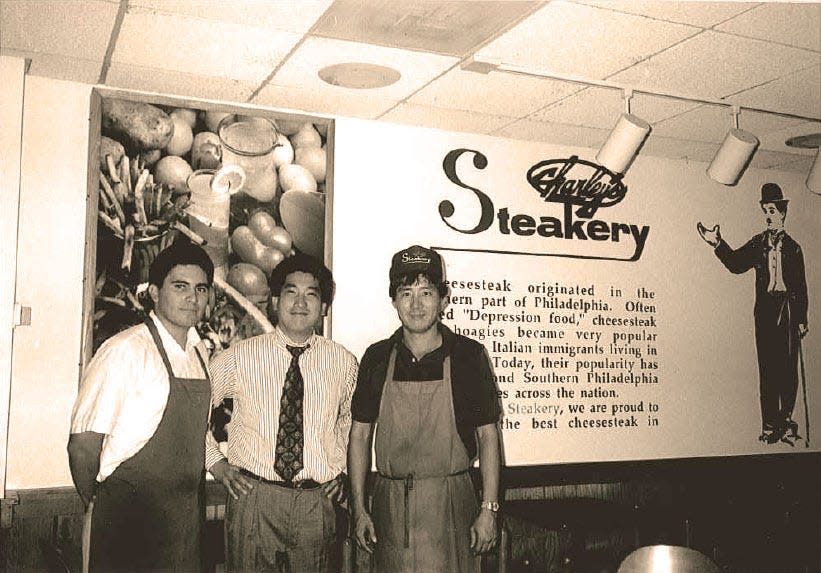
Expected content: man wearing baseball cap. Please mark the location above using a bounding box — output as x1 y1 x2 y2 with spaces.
348 245 502 572
698 183 809 444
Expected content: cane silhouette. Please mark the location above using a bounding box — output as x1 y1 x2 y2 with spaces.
800 339 810 448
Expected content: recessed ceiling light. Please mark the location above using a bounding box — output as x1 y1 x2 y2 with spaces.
785 133 821 149
318 62 401 89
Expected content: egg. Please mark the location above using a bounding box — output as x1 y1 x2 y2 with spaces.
294 146 326 183
279 163 317 193
290 123 322 149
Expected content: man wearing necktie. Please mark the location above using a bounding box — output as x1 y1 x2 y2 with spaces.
698 183 809 444
206 254 358 572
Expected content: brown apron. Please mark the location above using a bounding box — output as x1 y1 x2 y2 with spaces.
85 319 211 572
372 349 480 573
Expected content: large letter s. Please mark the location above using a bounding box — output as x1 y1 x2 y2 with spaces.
440 149 494 234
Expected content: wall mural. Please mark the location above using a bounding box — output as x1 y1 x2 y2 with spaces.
88 92 330 440
697 183 809 446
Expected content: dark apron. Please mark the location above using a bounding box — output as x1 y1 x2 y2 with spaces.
372 349 479 573
87 319 211 572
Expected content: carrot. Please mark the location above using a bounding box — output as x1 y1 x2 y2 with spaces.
120 155 132 196
133 169 149 227
173 221 206 245
99 173 126 227
122 224 135 271
98 211 123 235
106 155 120 184
214 276 275 334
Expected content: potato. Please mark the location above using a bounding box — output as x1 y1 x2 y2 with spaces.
99 136 124 170
226 263 269 298
248 211 293 253
231 226 285 275
102 98 174 152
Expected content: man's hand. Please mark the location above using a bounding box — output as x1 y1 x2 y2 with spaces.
209 459 253 499
799 323 809 339
697 222 721 247
470 510 497 555
321 473 347 502
353 511 378 554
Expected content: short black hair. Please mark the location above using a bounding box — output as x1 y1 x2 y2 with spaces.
389 271 449 299
148 240 214 288
269 254 335 305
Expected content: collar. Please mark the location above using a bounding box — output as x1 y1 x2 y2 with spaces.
149 311 201 353
274 325 315 350
390 322 455 359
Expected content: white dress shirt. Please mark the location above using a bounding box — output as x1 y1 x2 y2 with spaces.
70 312 208 481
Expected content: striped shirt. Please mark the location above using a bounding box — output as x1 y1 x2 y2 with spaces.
205 327 358 483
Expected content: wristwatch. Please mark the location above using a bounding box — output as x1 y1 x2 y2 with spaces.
480 500 500 513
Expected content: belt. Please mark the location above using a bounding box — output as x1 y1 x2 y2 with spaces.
377 469 470 548
239 468 321 490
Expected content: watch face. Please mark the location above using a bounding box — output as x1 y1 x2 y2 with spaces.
483 501 499 512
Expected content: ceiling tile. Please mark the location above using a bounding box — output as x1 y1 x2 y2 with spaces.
653 105 806 144
476 0 699 79
112 7 301 82
380 103 515 134
106 63 257 103
312 0 540 56
750 149 813 170
410 68 580 117
0 0 118 61
610 30 819 99
728 65 821 120
769 154 816 174
531 87 624 128
493 119 610 148
531 86 697 128
128 0 333 31
253 82 397 119
638 135 718 163
1 48 102 84
575 0 757 28
756 121 821 157
270 36 458 100
715 2 821 52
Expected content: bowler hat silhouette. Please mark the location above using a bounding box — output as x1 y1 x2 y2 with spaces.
760 183 788 205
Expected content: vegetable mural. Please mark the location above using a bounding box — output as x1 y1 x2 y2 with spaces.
93 96 328 355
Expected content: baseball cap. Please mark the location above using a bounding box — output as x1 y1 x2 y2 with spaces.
389 245 444 284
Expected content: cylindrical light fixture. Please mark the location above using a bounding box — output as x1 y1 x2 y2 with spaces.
595 90 651 175
707 106 759 186
806 148 821 195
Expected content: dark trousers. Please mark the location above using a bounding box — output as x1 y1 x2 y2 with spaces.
755 292 799 431
225 480 338 573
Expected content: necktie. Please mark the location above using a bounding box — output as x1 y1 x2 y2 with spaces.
274 345 308 481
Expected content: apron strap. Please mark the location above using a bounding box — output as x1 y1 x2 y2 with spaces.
144 318 209 381
144 318 176 379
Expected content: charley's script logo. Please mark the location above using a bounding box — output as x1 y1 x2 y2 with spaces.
438 149 650 262
527 157 626 218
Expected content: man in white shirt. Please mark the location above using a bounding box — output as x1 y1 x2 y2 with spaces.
68 241 214 572
206 254 358 573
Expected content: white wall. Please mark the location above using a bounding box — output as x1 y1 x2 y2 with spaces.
4 77 817 488
6 76 92 489
331 117 820 465
1 56 27 495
